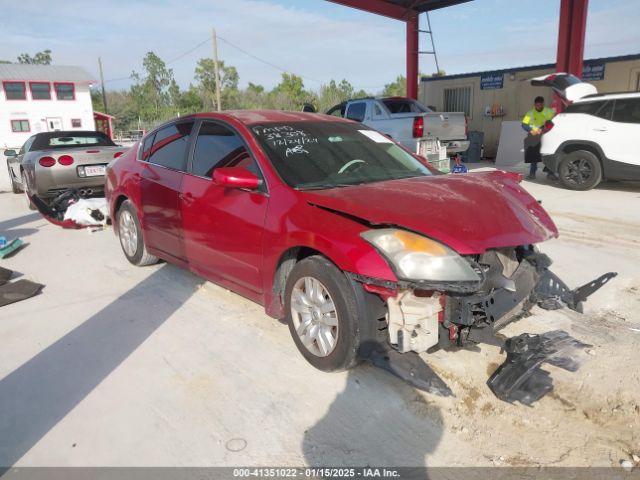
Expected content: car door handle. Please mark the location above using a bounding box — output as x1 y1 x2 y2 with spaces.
180 192 195 207
592 127 608 132
132 173 142 183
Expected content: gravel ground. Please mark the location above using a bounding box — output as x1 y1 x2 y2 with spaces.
0 168 638 469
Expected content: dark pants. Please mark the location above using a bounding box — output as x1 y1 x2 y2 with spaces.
524 134 544 176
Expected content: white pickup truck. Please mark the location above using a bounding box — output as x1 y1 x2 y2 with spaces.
326 97 469 154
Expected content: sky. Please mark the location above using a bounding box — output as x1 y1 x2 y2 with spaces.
1 0 639 94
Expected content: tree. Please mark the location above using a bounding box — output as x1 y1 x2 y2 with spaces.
316 79 371 113
130 51 175 121
269 73 315 110
17 50 52 65
194 58 240 110
382 75 406 97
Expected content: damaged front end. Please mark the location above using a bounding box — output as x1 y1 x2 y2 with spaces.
352 242 616 405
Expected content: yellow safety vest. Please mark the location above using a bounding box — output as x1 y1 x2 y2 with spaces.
522 107 555 129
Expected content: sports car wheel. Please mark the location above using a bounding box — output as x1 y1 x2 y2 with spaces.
7 160 21 194
21 171 36 210
558 150 602 191
285 255 364 372
117 200 158 266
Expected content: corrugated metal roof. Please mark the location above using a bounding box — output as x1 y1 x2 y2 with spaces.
0 64 96 83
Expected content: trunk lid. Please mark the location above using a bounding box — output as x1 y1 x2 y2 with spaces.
530 73 598 102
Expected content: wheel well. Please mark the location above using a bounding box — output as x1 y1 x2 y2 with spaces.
114 195 128 215
272 247 329 305
559 143 604 172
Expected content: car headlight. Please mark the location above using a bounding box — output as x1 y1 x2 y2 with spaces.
361 228 481 282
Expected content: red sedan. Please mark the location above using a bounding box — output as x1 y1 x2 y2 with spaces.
105 111 604 374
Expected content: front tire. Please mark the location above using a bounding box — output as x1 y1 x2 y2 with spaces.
558 150 602 190
285 256 364 372
117 200 158 266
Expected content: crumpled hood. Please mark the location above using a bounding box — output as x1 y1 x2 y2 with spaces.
301 171 558 255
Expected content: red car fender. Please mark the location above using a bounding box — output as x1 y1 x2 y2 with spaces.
260 191 397 319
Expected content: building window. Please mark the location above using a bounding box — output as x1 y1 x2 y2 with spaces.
71 118 82 128
54 82 75 100
11 119 30 132
3 81 27 100
443 86 472 117
29 82 51 100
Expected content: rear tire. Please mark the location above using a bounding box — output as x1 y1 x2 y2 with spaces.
21 171 36 210
284 255 365 372
7 161 21 194
117 200 158 266
558 150 602 190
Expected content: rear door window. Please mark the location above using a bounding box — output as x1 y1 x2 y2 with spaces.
564 101 604 115
346 102 366 122
595 101 614 120
148 122 194 170
612 98 640 124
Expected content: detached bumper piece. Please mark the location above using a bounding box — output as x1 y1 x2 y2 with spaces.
368 346 453 397
0 266 44 308
488 330 590 406
30 190 108 229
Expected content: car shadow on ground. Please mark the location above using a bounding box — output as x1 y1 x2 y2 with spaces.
0 212 41 232
0 264 204 469
303 343 443 471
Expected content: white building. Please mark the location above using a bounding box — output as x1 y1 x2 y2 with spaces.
0 64 96 150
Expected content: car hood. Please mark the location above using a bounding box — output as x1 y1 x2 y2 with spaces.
300 171 558 255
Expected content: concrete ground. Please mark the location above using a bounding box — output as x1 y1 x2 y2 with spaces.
0 167 639 468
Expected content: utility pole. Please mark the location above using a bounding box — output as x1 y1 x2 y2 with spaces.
98 57 108 114
212 28 222 111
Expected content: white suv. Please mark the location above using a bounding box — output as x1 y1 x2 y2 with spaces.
534 74 640 190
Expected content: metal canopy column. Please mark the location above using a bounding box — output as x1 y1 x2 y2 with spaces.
406 12 419 99
555 0 589 110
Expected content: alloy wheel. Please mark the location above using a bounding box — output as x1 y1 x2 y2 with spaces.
119 210 138 258
564 157 593 186
290 276 339 357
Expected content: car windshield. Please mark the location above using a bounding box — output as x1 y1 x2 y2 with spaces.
250 121 432 190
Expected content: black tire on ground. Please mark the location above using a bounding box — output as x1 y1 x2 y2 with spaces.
7 161 21 194
558 150 603 191
117 200 158 266
284 255 366 372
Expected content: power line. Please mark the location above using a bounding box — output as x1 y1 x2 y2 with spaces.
217 35 324 84
97 34 386 92
99 37 209 86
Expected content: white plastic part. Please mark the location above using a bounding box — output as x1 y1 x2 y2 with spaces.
63 198 109 226
386 291 442 354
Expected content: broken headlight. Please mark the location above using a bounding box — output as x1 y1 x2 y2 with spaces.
361 228 481 282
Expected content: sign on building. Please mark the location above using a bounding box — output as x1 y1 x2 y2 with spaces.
480 73 504 90
583 63 605 81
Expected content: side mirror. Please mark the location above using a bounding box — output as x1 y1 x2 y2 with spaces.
4 149 17 157
213 167 262 190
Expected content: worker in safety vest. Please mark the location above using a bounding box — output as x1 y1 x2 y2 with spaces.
522 96 556 180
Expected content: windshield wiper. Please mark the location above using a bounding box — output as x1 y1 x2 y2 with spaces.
296 183 357 191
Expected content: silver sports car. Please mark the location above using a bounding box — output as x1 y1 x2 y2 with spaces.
5 131 126 205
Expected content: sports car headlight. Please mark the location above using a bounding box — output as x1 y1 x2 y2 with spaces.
361 228 481 282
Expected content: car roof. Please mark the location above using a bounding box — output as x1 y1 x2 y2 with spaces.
575 91 640 103
182 110 354 126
